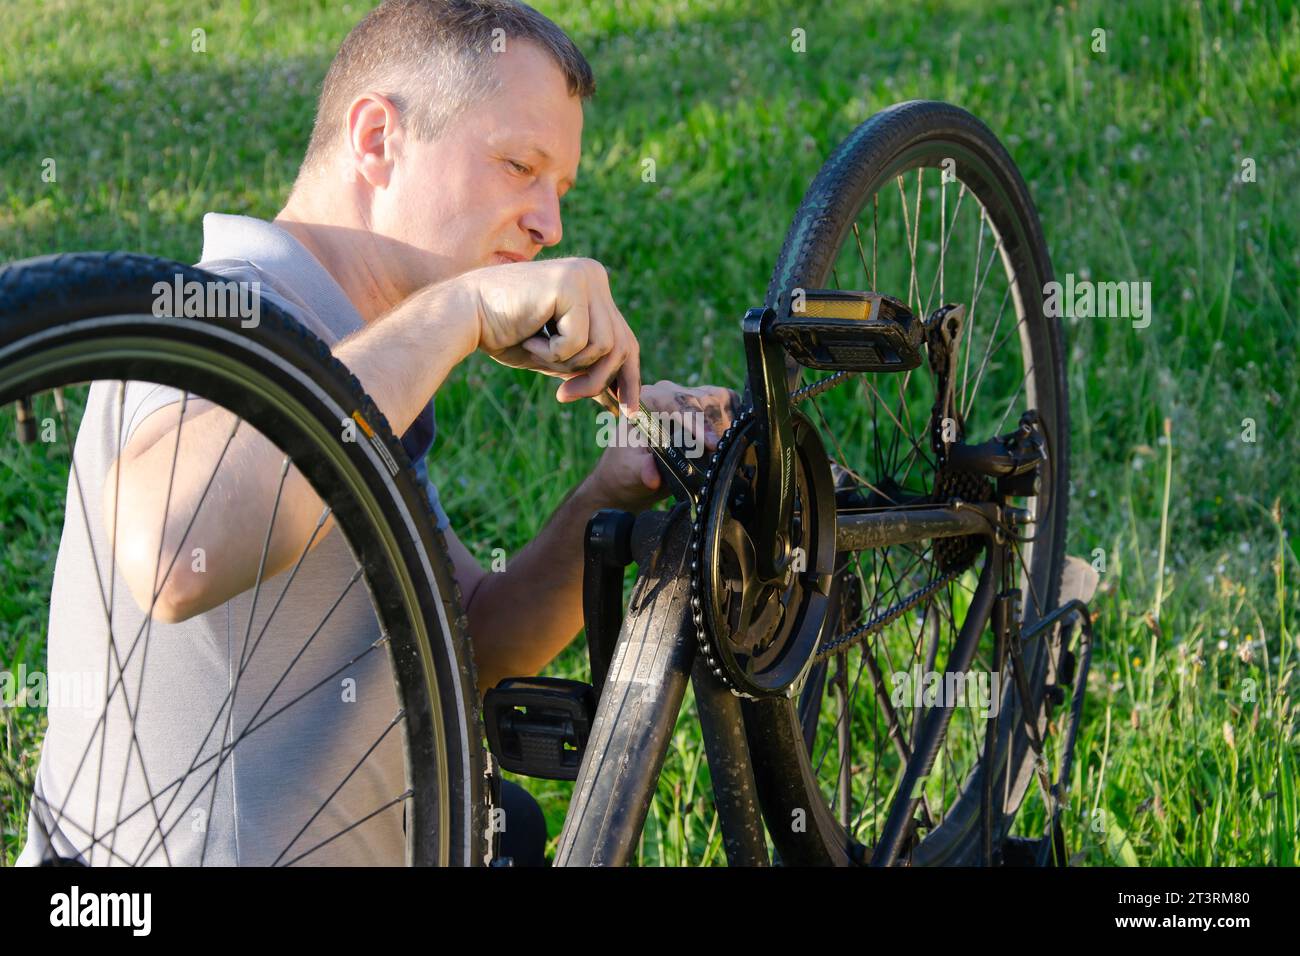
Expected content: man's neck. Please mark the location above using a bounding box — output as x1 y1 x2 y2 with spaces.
273 192 408 324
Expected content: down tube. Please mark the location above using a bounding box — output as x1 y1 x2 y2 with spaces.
555 505 698 866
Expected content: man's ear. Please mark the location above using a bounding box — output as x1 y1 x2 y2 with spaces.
345 92 402 189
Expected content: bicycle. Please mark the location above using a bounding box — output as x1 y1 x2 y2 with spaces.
489 99 1095 866
1 99 1093 867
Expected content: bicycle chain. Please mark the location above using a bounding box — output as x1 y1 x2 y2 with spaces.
790 369 855 405
923 306 994 573
812 565 963 664
688 408 756 693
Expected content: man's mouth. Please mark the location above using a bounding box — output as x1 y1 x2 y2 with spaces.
493 250 527 264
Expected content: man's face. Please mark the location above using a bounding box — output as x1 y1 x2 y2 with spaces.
377 40 583 290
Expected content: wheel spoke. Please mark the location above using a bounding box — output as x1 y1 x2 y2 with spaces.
132 567 368 863
199 451 294 865
923 183 968 318
962 206 988 413
273 709 406 866
132 622 381 865
3 273 471 868
279 789 413 868
962 284 1015 422
53 409 245 854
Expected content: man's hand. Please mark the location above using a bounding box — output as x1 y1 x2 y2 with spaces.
585 379 742 511
456 257 641 411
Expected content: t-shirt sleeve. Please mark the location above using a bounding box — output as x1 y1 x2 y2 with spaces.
115 380 194 453
116 263 309 451
425 400 451 532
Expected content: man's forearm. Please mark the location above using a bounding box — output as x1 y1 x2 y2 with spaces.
465 475 618 693
333 280 476 441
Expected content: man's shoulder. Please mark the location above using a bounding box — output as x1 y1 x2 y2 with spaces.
193 256 325 338
195 213 367 345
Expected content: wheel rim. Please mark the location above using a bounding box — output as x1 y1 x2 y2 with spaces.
0 322 457 866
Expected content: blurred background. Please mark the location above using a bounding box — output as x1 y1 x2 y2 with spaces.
2 0 1297 864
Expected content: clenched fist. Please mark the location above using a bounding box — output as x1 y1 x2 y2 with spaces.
455 257 641 411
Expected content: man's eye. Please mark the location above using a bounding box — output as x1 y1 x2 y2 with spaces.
508 160 532 175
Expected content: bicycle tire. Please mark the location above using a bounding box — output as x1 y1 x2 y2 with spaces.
742 101 1070 865
0 252 487 866
554 508 698 867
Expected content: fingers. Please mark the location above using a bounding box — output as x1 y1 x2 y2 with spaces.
534 259 610 367
632 380 740 451
640 452 662 490
540 306 613 375
477 257 642 409
524 300 590 366
556 300 615 372
555 327 638 408
551 266 640 409
615 342 641 412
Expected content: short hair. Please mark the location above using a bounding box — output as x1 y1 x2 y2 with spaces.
300 0 595 174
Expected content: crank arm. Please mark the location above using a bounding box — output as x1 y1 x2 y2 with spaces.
742 307 796 581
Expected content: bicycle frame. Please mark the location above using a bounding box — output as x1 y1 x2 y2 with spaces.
552 307 1086 867
555 503 1091 866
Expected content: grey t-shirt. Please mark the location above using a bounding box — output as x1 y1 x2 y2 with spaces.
19 213 452 866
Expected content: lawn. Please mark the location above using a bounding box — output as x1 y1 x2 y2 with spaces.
1 0 1297 865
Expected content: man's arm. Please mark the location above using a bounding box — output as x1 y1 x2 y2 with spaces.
443 381 738 699
443 476 616 699
108 257 638 623
106 279 475 622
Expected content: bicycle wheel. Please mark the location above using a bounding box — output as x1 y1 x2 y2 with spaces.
0 253 486 866
742 101 1070 865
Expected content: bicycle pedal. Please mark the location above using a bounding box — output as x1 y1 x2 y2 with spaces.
771 289 922 373
483 676 596 781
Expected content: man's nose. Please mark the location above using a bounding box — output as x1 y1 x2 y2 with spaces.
520 184 563 249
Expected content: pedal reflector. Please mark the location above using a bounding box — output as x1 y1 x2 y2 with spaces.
772 290 922 373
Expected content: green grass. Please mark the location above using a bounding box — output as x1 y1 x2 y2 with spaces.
2 0 1298 865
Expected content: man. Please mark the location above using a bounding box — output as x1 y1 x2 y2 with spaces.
20 0 735 866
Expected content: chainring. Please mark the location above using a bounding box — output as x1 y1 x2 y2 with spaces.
689 410 836 698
